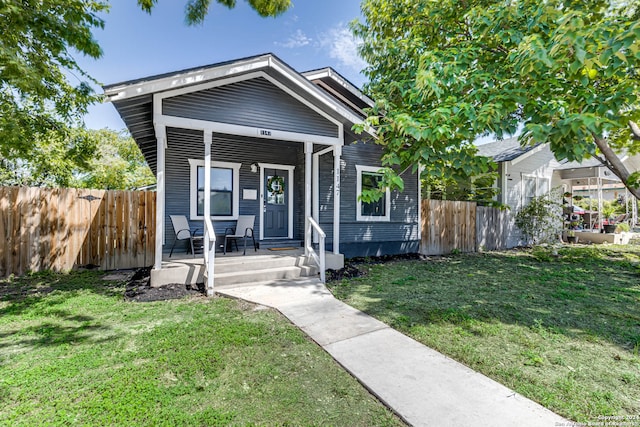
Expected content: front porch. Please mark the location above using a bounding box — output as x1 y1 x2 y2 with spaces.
150 248 336 288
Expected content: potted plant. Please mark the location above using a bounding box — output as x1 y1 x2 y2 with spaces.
566 216 582 243
601 202 618 233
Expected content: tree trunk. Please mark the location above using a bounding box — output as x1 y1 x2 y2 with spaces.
592 133 640 200
629 120 640 140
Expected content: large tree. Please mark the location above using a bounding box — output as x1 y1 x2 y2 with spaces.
137 0 291 24
72 129 155 190
354 0 640 199
0 0 291 185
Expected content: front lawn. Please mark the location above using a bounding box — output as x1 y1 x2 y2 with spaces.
0 271 402 426
328 245 640 422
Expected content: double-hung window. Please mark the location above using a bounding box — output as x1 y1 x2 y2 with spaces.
356 165 391 222
522 174 550 206
189 159 241 220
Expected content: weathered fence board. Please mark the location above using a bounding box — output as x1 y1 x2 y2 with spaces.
476 206 510 251
421 199 508 255
0 187 156 277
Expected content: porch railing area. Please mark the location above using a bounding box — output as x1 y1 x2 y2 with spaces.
203 217 216 296
305 217 326 283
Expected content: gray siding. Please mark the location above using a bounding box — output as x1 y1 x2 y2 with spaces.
318 142 420 258
164 127 303 252
162 130 420 258
162 77 339 138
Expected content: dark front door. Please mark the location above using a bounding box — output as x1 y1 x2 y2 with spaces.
264 168 288 238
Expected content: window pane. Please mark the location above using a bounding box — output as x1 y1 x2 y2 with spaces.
211 168 232 191
523 176 536 205
538 178 549 196
211 192 232 216
196 166 234 216
197 191 232 216
361 172 385 216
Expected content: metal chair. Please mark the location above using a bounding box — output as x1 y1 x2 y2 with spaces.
224 215 257 255
169 215 203 258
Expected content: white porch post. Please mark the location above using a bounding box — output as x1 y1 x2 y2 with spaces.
312 151 319 244
304 142 313 256
597 177 603 225
333 145 342 255
154 124 166 270
204 130 212 223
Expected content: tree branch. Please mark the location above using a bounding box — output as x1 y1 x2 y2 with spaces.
629 120 640 140
591 133 640 200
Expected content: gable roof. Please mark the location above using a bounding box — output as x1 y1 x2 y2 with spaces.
476 137 540 162
302 67 373 117
103 54 374 171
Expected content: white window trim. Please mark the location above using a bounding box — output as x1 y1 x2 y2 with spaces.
188 158 241 220
521 173 551 206
356 165 391 222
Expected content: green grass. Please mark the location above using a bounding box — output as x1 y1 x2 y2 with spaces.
0 271 402 426
328 245 640 422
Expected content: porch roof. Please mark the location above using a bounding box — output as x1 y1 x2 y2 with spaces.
103 53 374 171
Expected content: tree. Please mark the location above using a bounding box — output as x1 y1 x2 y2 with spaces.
0 128 97 187
137 0 291 24
353 0 640 199
0 0 107 164
72 129 155 190
0 0 292 179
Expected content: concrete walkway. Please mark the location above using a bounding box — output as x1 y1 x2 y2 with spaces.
217 278 567 427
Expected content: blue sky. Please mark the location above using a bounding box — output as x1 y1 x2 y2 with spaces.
79 0 367 130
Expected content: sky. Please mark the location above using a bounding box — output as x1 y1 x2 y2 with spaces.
78 0 367 131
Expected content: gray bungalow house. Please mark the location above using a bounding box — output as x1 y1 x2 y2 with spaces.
104 54 421 288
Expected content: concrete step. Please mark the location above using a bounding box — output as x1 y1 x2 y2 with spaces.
214 254 306 274
211 265 318 287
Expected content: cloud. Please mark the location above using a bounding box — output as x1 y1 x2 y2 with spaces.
319 24 367 72
275 29 312 48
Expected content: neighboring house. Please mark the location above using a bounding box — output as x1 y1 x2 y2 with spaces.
104 54 421 274
478 137 639 246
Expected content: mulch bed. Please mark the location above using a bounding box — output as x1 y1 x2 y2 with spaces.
124 267 205 302
124 252 428 300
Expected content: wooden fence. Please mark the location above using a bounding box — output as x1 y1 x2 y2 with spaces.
421 199 509 255
0 187 156 277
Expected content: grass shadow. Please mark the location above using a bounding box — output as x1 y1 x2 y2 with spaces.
329 246 640 352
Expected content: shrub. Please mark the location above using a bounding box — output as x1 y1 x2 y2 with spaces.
515 193 562 245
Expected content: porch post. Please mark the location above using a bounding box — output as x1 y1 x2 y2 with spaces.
204 130 212 223
304 142 313 256
597 177 603 226
333 145 342 255
312 151 319 244
154 124 166 270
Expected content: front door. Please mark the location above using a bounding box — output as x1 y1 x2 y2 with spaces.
264 168 288 238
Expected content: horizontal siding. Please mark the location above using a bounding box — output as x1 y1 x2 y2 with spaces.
161 131 420 258
163 128 303 252
501 148 563 247
318 142 420 255
162 77 339 138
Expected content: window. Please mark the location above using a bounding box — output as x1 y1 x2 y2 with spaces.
522 174 550 206
189 159 241 220
356 165 391 222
